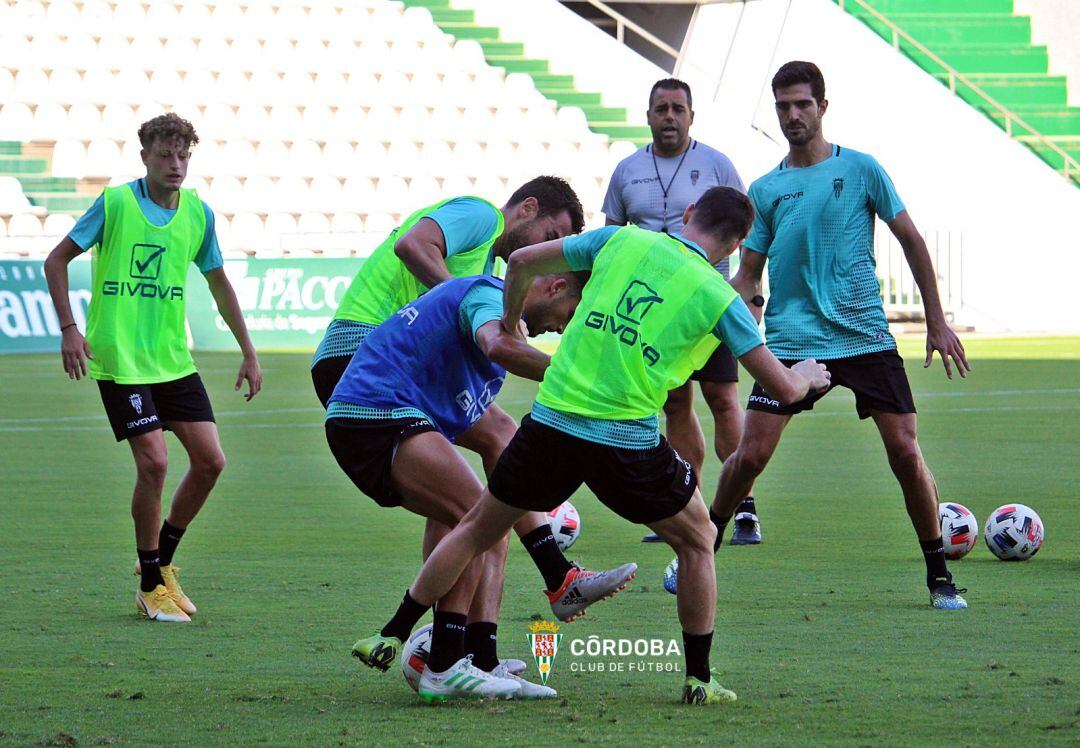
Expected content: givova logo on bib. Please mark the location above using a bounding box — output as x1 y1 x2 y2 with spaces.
616 280 663 324
102 243 183 300
129 243 167 280
584 279 663 366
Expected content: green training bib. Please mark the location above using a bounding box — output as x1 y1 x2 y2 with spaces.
87 184 205 384
538 226 739 420
334 197 503 325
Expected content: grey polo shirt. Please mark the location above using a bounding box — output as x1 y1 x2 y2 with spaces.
602 139 744 277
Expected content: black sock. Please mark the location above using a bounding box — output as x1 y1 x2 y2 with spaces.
920 537 950 587
737 496 757 517
158 520 186 567
520 525 573 591
683 631 713 682
380 590 430 642
465 621 499 672
709 510 730 552
137 548 163 592
427 611 468 674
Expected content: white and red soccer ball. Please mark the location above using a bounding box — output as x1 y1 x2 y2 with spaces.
401 623 433 693
547 501 580 552
984 503 1044 561
939 502 979 560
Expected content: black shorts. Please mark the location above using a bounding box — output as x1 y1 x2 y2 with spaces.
746 350 917 420
488 414 696 525
690 342 738 383
97 373 215 442
312 354 351 408
325 416 437 507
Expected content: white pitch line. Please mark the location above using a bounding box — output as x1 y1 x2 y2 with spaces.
0 402 1075 433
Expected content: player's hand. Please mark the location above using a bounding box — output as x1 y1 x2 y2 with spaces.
235 352 262 401
515 319 530 340
60 326 93 380
925 323 970 380
792 358 831 393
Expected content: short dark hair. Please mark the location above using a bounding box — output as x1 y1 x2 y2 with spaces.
137 112 199 150
649 78 692 109
771 61 826 104
559 270 591 296
687 186 754 243
507 176 585 234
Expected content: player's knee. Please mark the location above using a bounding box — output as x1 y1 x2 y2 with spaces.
733 445 770 478
134 451 168 485
198 451 226 480
703 384 740 415
886 440 922 475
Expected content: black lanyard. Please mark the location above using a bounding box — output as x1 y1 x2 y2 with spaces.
651 140 692 230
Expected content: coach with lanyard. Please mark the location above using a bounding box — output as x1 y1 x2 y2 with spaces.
602 78 762 546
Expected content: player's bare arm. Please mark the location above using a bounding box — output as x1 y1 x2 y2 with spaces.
204 267 262 400
730 248 766 323
393 217 454 289
738 345 830 403
43 236 93 380
500 239 570 332
474 320 550 382
888 210 971 379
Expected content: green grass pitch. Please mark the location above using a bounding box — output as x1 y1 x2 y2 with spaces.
1 338 1078 746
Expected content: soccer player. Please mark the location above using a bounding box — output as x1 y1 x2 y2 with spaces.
603 78 762 545
705 61 971 610
43 113 261 622
334 272 634 700
361 187 831 704
313 177 619 627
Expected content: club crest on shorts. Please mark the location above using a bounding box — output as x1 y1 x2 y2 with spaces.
129 393 143 415
528 619 562 685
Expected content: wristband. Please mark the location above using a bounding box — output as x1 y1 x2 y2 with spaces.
60 322 78 332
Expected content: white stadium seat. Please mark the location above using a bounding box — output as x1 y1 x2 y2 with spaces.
0 0 622 258
0 177 33 214
85 139 122 177
253 141 290 177
31 103 68 141
0 34 31 72
342 176 377 210
229 212 264 250
207 175 244 214
0 103 35 141
8 213 44 237
372 175 409 212
241 175 276 214
43 213 76 237
363 211 396 236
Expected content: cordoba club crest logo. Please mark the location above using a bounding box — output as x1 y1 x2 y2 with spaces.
129 393 143 415
528 619 562 685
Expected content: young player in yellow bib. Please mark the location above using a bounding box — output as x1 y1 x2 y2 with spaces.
360 187 831 703
44 114 262 622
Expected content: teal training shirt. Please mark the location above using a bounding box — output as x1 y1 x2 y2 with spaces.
457 282 504 341
533 227 764 449
744 145 904 360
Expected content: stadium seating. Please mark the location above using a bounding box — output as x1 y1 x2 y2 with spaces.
0 0 634 256
834 0 1079 185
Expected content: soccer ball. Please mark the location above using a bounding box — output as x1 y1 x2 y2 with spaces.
939 502 979 560
984 504 1044 561
401 623 432 693
547 501 580 551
